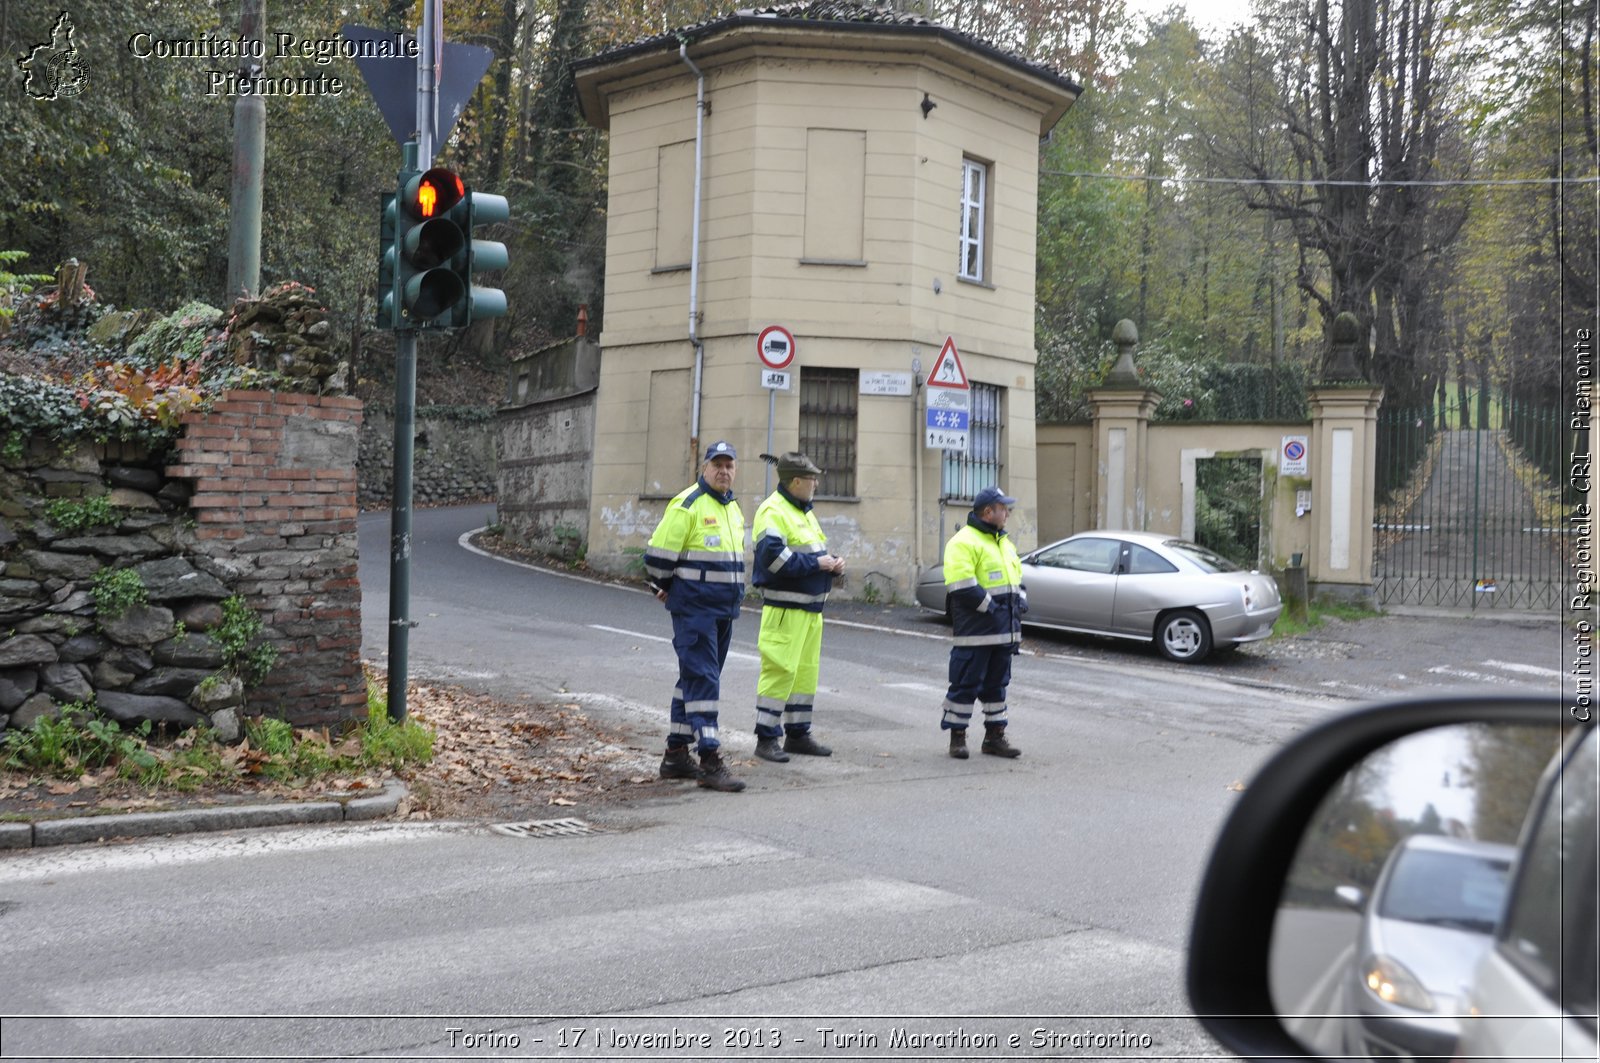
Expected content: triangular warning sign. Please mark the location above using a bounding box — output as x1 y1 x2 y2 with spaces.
926 336 969 388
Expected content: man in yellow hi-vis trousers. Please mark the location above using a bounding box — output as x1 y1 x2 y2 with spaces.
751 451 846 763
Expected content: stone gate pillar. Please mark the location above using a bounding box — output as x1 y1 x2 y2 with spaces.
1307 313 1384 605
1087 320 1162 531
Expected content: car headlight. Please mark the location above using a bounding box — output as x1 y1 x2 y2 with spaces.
1361 954 1436 1011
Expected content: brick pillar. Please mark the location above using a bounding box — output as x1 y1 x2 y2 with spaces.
167 390 365 725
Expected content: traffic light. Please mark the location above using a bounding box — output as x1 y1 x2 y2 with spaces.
387 166 510 329
395 166 468 328
376 191 399 329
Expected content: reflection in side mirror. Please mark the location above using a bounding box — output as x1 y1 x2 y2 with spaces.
1332 885 1365 910
1268 722 1596 1062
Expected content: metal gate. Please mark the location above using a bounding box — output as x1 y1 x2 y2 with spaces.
1373 398 1572 610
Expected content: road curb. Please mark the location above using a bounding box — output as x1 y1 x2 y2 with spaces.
0 780 408 849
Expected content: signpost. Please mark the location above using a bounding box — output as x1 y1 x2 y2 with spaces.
925 336 971 452
758 326 798 493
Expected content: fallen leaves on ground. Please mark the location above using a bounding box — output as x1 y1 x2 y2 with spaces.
0 674 663 823
397 678 661 821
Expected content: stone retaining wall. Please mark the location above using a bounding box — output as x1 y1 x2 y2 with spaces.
167 391 366 724
0 391 366 736
357 405 496 509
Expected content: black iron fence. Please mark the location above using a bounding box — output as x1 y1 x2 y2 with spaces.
1373 399 1570 610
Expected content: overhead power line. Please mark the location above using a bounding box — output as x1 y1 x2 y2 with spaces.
1043 170 1600 188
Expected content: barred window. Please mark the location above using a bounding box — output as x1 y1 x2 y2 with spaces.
941 382 1002 500
799 368 858 497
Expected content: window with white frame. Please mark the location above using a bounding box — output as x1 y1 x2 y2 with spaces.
941 382 1002 499
958 158 989 282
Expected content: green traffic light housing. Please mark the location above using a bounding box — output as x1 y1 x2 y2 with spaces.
394 166 470 327
456 190 510 325
376 192 399 329
380 150 511 330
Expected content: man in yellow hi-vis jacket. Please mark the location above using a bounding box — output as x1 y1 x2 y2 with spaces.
644 440 748 793
940 485 1026 760
751 451 846 763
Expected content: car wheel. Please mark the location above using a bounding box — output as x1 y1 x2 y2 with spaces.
1157 609 1212 663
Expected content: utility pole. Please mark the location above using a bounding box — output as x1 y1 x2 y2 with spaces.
226 0 265 301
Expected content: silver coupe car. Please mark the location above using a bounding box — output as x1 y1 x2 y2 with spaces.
914 530 1282 663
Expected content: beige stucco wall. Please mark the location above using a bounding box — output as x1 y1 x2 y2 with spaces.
1035 422 1094 543
579 31 1075 599
1037 421 1314 569
1145 423 1312 570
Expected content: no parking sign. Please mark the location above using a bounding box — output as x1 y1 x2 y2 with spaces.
1281 436 1308 476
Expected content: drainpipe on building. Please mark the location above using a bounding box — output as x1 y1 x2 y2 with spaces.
679 39 707 460
913 356 924 572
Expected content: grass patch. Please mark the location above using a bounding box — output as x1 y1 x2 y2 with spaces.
1 677 433 793
1272 600 1383 639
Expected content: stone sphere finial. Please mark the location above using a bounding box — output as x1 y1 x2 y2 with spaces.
1107 319 1140 386
1322 311 1368 383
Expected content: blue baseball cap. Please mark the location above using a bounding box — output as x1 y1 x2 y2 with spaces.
703 440 738 461
973 485 1017 510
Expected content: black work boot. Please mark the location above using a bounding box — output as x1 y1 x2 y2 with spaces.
981 725 1021 758
782 732 832 757
659 745 700 780
697 750 746 792
755 735 790 762
948 728 969 759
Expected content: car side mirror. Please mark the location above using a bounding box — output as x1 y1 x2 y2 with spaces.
1186 692 1592 1060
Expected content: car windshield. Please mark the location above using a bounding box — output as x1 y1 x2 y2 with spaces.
1161 539 1240 573
1377 845 1512 933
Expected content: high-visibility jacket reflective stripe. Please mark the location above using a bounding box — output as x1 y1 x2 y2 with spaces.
752 486 832 614
646 479 746 617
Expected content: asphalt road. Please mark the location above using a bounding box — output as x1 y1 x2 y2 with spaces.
0 504 1565 1060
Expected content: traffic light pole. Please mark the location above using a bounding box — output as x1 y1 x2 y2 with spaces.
387 326 417 722
386 0 440 722
386 138 423 723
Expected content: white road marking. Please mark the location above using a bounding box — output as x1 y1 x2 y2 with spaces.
1485 659 1562 678
825 617 948 641
458 528 650 594
1426 665 1517 683
0 823 467 885
590 624 671 644
588 624 760 663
